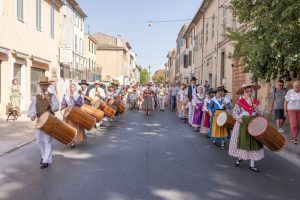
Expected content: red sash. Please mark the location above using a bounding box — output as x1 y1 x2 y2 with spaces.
236 98 260 116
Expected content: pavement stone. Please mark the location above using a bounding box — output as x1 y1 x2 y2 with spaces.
0 114 35 157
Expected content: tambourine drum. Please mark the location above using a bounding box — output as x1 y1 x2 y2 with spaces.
248 116 287 151
216 111 235 129
80 104 104 122
36 112 77 145
64 106 95 130
108 99 126 114
99 101 116 118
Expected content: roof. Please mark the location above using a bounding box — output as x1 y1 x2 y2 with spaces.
184 0 213 37
68 0 87 17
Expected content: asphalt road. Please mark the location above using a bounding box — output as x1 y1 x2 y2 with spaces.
0 110 299 200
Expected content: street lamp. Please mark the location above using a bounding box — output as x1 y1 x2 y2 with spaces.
148 65 151 83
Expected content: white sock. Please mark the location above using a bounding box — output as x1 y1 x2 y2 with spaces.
250 160 255 167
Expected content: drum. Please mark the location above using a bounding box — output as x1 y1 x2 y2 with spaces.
248 116 287 151
36 112 77 145
216 111 235 129
108 99 126 114
64 106 95 130
99 101 116 118
80 104 104 122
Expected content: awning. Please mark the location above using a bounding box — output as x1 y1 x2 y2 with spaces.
31 55 51 65
0 46 10 54
12 50 28 59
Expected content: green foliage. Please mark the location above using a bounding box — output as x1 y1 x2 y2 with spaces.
152 69 166 84
139 67 149 84
228 0 300 82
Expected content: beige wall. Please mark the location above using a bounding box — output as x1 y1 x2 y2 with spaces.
0 0 62 114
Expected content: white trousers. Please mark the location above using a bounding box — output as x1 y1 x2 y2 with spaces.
188 104 194 125
35 129 53 164
158 95 165 110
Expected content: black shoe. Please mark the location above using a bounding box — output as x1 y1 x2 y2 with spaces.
221 145 226 150
40 163 49 169
40 158 43 165
250 166 259 173
71 143 76 148
213 140 217 146
235 159 242 167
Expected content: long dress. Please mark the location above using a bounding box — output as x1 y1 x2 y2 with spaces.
192 93 205 128
177 89 184 117
61 93 86 144
142 89 153 112
208 96 231 141
10 85 21 108
228 97 264 161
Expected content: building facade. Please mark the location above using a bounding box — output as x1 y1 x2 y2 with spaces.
92 33 137 85
0 0 63 115
166 49 176 83
176 24 190 84
59 0 86 95
84 33 101 81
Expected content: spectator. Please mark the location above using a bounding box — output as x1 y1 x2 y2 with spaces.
270 80 287 133
204 80 210 93
284 80 300 144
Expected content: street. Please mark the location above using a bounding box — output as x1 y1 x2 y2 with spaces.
0 110 300 200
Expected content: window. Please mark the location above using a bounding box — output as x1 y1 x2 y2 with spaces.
183 54 188 68
88 40 91 52
31 67 45 96
212 14 215 39
88 58 91 70
188 51 192 66
36 0 42 30
17 0 24 21
50 6 55 38
200 30 203 47
232 17 237 31
205 23 209 43
79 38 82 54
220 52 225 83
75 35 77 51
223 5 227 26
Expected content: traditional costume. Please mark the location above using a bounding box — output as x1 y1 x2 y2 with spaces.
192 86 205 130
228 84 264 172
208 86 231 149
27 76 59 169
142 86 153 115
61 91 85 147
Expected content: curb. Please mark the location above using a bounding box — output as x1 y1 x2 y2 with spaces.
0 138 36 158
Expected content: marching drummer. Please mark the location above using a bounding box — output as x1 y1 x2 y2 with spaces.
208 86 231 149
78 80 90 105
27 76 59 169
89 80 106 127
61 83 85 148
228 83 264 173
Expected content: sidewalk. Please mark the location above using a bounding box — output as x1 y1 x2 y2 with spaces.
0 114 36 157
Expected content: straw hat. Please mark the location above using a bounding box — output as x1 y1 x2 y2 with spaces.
236 83 261 95
37 76 50 85
49 78 57 82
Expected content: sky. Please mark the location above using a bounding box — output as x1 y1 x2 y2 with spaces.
77 0 202 74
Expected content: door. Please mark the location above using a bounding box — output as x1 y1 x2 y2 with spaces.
31 67 45 96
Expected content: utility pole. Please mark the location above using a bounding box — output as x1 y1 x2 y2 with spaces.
148 65 151 83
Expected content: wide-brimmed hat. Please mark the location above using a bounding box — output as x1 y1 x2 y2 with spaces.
236 83 261 95
216 86 229 93
94 80 103 85
79 80 89 86
49 78 57 82
37 76 51 85
207 88 216 94
191 77 197 81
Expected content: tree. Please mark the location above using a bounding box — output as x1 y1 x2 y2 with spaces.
152 69 166 84
139 67 149 84
227 0 300 82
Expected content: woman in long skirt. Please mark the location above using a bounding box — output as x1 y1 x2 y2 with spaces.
228 83 264 172
61 83 85 148
192 86 206 131
200 88 215 135
142 84 154 115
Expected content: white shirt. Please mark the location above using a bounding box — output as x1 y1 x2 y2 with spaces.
89 87 106 100
285 89 300 110
27 92 59 118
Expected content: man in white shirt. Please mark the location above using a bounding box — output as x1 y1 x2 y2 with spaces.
27 76 59 169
